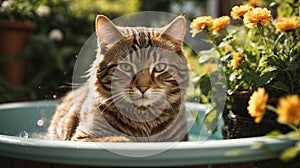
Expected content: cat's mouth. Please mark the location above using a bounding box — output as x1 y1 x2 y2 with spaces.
125 88 165 110
133 104 151 110
131 97 152 110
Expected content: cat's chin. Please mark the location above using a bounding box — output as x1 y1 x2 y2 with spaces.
133 104 151 111
130 98 152 110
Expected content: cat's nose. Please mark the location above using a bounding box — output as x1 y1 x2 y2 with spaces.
137 86 149 94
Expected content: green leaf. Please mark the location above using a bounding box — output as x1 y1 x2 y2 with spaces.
204 109 217 133
287 53 300 71
30 34 49 44
270 81 291 94
199 74 211 96
277 1 294 17
189 111 199 123
257 67 278 87
205 109 216 123
220 54 231 62
250 142 272 155
199 55 211 64
223 35 235 42
273 32 285 50
280 146 299 162
285 131 300 140
266 130 283 137
60 46 76 58
269 2 277 7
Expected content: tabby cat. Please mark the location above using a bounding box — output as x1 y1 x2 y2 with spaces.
47 14 189 142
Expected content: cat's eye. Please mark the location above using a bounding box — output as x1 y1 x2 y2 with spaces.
153 63 167 72
120 63 133 72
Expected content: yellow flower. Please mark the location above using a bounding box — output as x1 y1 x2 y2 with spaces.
277 95 300 125
210 16 230 35
231 5 253 20
231 52 242 69
247 87 269 123
203 63 218 74
248 0 261 7
190 16 213 37
243 7 272 28
274 16 300 32
224 45 233 51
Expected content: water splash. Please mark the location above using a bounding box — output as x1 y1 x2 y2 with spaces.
19 131 29 138
31 132 47 139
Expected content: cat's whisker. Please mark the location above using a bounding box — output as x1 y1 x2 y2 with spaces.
98 93 127 113
102 92 125 103
100 96 127 115
102 93 127 109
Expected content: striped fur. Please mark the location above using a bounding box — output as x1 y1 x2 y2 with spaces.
47 14 189 142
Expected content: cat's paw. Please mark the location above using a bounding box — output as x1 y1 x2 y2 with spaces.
105 136 131 142
80 136 131 142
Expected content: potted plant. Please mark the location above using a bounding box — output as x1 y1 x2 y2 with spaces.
0 0 43 85
229 87 300 167
190 0 300 138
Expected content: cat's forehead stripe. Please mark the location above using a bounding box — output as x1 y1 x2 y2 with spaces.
131 32 155 50
119 26 159 36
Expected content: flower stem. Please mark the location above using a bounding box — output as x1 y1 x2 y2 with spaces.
256 25 270 55
222 29 239 52
204 30 223 57
266 105 277 113
288 124 300 133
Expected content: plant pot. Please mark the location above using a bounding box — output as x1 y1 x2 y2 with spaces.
222 91 292 139
222 111 291 139
0 20 36 85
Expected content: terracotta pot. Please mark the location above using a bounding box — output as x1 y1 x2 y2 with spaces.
0 20 36 85
222 91 291 139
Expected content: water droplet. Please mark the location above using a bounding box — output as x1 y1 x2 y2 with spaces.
38 86 42 89
19 131 29 138
31 132 46 139
37 118 46 127
52 95 57 99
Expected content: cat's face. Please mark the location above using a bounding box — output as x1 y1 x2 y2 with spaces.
94 15 189 112
112 47 187 110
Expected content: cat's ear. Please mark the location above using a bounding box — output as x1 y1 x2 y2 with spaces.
96 15 123 48
160 13 186 45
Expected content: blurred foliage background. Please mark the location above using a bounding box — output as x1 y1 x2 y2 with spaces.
0 0 212 103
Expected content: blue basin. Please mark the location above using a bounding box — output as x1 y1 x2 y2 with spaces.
0 101 294 167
